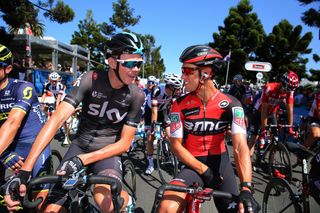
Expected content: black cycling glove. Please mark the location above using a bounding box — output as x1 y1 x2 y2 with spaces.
201 167 223 188
238 190 261 213
59 156 84 177
2 170 31 200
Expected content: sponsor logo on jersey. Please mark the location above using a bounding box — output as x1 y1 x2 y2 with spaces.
182 107 200 117
170 113 181 133
4 90 10 96
232 107 245 128
184 118 228 135
92 91 106 99
88 101 127 123
219 100 229 108
22 87 33 100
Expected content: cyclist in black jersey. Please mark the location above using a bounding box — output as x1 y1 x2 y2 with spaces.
0 44 50 212
3 32 146 213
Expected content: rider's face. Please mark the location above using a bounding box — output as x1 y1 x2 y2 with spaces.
181 64 200 92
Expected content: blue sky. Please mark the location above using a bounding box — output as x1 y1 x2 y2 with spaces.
1 0 319 76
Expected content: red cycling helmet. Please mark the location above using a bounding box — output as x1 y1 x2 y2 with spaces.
179 45 223 73
281 71 299 91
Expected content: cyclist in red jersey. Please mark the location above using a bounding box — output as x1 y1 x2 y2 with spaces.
158 45 259 213
248 71 299 156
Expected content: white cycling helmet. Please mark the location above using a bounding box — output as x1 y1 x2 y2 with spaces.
49 72 61 81
164 73 183 89
147 75 157 83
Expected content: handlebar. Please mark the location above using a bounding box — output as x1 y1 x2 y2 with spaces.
23 175 124 212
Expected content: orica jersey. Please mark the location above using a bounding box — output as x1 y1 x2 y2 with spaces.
0 78 44 142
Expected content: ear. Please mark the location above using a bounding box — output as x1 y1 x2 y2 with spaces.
108 57 117 69
5 65 12 74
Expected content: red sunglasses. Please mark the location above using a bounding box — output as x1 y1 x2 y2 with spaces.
181 67 199 75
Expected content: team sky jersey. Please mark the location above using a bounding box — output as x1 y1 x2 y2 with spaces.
0 78 44 142
170 91 246 156
43 81 65 98
63 71 145 150
146 84 172 111
254 82 294 114
308 91 320 119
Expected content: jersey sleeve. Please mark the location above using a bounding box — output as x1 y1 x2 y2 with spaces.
261 85 270 103
13 82 37 113
125 89 145 128
227 97 246 134
170 100 184 138
151 86 161 107
63 71 92 108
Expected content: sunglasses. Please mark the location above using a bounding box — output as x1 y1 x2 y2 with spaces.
147 81 155 85
117 59 143 69
181 67 199 76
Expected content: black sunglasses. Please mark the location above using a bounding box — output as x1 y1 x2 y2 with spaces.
117 60 143 69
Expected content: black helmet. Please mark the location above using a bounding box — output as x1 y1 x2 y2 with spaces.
0 44 13 65
179 45 223 73
106 32 144 57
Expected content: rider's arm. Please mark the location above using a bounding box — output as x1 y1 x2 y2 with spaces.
151 86 161 123
286 91 295 126
0 109 26 155
40 93 47 103
79 124 136 165
21 101 75 171
261 103 268 129
171 137 208 174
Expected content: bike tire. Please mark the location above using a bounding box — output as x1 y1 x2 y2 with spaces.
156 139 178 184
50 149 63 174
268 143 292 182
122 159 137 201
262 177 302 213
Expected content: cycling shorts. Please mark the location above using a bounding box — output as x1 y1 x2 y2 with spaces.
249 110 277 135
171 153 238 212
308 117 320 128
47 143 122 206
144 106 170 130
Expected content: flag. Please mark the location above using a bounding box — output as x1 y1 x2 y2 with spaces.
223 51 231 62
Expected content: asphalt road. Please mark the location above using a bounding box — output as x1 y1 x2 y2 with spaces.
49 133 319 213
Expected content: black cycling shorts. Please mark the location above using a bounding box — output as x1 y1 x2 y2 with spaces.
172 153 239 212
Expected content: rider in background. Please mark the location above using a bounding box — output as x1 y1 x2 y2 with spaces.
144 73 183 175
228 74 246 103
0 44 50 211
248 71 299 156
159 45 259 213
3 32 146 213
303 86 320 149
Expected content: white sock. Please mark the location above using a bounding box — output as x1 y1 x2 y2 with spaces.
148 156 154 167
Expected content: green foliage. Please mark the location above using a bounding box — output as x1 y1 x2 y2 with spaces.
298 0 320 28
110 0 141 29
0 0 74 37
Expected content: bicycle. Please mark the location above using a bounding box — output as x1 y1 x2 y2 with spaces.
253 124 293 182
262 142 317 213
155 123 178 184
23 170 124 213
151 183 259 213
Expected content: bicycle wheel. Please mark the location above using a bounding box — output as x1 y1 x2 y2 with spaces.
157 139 178 184
263 178 302 213
122 159 136 200
50 149 62 174
268 143 292 182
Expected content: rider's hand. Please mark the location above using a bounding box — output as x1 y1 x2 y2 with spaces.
259 128 267 141
288 127 298 139
200 167 223 188
58 156 84 177
238 190 260 213
0 151 24 171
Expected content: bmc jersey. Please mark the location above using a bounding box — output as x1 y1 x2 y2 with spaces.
0 78 44 142
63 71 145 150
309 91 320 119
254 82 294 114
146 85 172 111
170 91 246 156
43 81 65 98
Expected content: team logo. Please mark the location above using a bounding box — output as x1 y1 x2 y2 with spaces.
22 87 33 100
233 107 245 129
4 90 10 96
170 113 181 133
219 100 229 108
